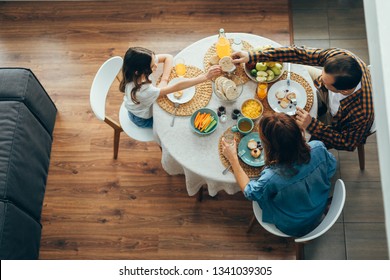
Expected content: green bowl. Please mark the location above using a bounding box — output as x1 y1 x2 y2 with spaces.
190 108 218 135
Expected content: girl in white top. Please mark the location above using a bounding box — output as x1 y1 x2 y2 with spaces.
119 47 221 128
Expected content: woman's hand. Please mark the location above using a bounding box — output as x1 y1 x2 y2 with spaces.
232 51 249 64
221 137 238 164
296 106 312 129
205 65 222 79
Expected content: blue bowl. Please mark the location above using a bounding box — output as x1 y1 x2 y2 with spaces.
190 108 218 135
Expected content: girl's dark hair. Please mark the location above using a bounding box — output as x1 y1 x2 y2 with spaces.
259 112 311 174
119 47 154 104
324 54 362 90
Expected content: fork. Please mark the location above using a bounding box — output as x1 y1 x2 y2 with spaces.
286 62 291 87
170 102 179 127
222 150 245 175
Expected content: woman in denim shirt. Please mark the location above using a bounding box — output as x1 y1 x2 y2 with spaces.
222 112 337 237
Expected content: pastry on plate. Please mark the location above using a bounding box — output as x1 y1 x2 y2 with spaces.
251 148 262 158
247 139 258 150
174 90 183 99
275 90 286 100
286 92 296 101
280 98 290 109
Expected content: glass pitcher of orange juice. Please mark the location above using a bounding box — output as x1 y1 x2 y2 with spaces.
257 83 268 100
216 28 231 59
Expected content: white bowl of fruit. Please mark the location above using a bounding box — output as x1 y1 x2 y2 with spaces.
244 61 285 83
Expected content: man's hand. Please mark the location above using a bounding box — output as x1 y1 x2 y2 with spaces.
232 51 249 64
296 107 312 130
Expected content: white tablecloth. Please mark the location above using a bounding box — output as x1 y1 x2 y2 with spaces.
153 33 317 197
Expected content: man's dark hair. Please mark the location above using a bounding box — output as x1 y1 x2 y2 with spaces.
324 54 362 90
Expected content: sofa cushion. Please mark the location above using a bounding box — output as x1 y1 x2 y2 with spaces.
0 101 52 222
0 200 42 259
0 68 57 137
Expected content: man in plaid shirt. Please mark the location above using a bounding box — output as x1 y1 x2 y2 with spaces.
233 46 374 151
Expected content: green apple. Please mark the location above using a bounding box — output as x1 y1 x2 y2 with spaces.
257 70 268 77
256 76 267 82
275 63 283 69
256 62 267 71
266 70 275 81
271 66 281 76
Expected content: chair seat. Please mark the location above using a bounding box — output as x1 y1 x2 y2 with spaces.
119 103 155 142
252 202 291 238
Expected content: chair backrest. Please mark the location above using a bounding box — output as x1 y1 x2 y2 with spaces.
90 56 123 121
366 64 376 134
295 179 346 243
370 118 376 134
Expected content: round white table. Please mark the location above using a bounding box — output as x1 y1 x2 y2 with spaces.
153 33 317 197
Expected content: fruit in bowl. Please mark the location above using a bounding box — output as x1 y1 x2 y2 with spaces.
190 108 218 135
241 99 263 121
245 61 284 83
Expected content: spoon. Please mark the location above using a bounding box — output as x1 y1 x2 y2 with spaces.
171 102 179 127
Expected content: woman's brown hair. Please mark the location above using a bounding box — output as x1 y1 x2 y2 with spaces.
119 47 154 104
259 112 311 173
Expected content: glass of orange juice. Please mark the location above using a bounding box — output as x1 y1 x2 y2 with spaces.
257 83 268 100
175 57 186 77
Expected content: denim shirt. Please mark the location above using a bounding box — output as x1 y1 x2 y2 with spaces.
244 140 337 237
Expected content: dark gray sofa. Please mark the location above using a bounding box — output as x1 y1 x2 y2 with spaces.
0 68 57 259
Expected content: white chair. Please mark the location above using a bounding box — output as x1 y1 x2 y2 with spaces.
90 56 154 159
247 179 346 260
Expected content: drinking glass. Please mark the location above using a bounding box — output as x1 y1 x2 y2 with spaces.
175 57 186 77
257 83 268 100
224 131 235 146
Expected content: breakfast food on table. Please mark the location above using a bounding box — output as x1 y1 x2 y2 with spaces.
215 76 239 100
286 92 296 101
219 56 235 72
247 61 283 82
247 139 258 150
209 55 220 66
275 90 297 109
280 98 290 109
193 111 217 133
276 90 286 99
246 138 263 159
174 90 183 99
250 148 262 158
241 99 262 120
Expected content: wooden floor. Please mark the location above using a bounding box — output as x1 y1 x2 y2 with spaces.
0 0 295 259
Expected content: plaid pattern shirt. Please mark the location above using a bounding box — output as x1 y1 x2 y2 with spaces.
249 46 374 151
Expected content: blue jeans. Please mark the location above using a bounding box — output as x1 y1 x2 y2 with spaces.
128 111 153 128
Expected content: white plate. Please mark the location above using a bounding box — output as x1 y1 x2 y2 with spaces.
267 79 307 115
167 77 195 104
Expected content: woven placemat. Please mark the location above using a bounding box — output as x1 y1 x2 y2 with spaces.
203 39 253 85
157 65 212 116
259 71 314 114
218 126 264 178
